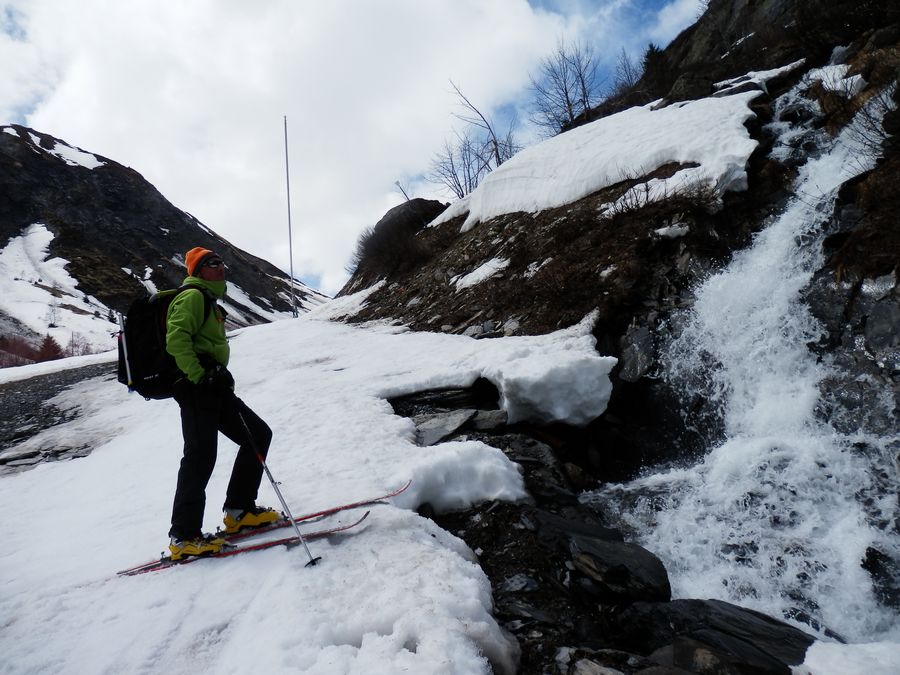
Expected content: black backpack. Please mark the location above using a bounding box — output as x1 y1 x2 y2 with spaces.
117 286 214 399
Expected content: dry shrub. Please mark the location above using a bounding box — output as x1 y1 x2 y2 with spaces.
602 172 719 221
348 225 431 281
347 200 447 282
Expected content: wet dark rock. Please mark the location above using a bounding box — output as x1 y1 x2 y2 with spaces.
413 409 477 446
0 361 114 474
805 269 900 438
618 325 654 383
862 547 900 611
604 599 815 674
667 73 715 101
570 535 671 604
396 384 815 674
865 290 900 359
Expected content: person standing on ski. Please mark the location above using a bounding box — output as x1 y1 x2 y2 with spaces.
165 246 280 559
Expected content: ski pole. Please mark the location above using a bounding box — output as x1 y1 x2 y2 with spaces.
117 313 134 391
238 411 321 567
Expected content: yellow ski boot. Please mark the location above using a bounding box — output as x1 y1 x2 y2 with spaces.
169 533 227 561
223 505 282 534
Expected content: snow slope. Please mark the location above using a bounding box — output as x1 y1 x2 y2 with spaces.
0 307 614 674
0 223 309 355
432 89 764 232
0 223 119 349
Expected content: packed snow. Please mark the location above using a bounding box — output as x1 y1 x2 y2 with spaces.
431 89 762 232
453 258 510 290
0 309 615 674
0 223 119 350
714 59 806 95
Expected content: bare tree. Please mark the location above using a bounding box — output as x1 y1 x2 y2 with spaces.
449 80 519 167
529 39 603 136
429 132 490 200
613 47 642 95
428 82 521 198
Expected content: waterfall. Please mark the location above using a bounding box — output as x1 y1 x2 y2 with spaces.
587 85 899 641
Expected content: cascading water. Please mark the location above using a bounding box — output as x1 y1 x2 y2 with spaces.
587 75 899 642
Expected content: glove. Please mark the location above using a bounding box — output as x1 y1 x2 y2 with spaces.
200 364 235 392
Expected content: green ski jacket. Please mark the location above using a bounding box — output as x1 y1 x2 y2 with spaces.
165 276 229 384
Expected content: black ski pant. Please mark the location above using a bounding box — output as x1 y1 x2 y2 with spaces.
169 384 272 540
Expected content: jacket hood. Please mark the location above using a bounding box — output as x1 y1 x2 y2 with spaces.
182 276 227 299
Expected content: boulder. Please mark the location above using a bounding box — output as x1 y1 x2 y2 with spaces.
605 599 815 674
570 535 671 603
412 409 477 446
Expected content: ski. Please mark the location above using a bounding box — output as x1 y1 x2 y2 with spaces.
220 479 412 544
117 511 369 577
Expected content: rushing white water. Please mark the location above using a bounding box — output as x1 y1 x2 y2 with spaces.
588 86 899 641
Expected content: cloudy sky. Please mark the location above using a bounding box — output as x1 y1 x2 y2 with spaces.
2 0 703 295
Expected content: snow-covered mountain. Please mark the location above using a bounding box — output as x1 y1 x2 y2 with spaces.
0 126 327 365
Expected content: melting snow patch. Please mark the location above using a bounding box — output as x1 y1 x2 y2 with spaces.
0 223 116 349
715 59 806 94
455 258 509 290
807 64 852 93
525 258 551 278
654 224 690 238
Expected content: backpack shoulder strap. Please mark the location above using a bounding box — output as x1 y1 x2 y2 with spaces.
175 285 215 323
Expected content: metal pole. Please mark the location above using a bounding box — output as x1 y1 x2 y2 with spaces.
394 180 411 201
283 116 299 318
239 411 320 566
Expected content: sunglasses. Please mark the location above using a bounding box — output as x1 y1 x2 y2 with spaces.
203 259 225 269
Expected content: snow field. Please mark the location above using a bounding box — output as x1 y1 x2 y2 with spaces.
0 310 614 674
431 90 762 232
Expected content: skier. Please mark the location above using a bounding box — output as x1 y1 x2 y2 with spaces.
165 246 281 560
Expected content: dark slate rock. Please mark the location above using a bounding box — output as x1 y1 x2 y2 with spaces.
619 324 654 383
606 598 815 672
533 508 624 549
570 535 671 604
668 73 715 101
862 546 900 611
0 361 114 473
865 293 900 356
413 409 477 446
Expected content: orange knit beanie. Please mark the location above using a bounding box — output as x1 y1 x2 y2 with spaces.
185 247 215 276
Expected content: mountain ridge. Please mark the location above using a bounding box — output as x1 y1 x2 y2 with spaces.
0 124 327 364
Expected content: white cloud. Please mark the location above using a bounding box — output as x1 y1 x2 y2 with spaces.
2 0 700 295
